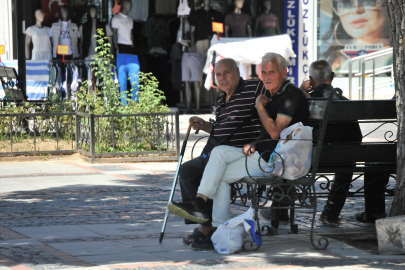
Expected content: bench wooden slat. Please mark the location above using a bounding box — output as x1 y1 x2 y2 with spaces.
328 100 396 121
317 143 397 164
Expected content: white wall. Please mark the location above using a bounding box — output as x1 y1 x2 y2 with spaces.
0 0 13 60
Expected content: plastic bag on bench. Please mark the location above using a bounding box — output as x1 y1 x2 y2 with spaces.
211 207 261 254
264 122 313 180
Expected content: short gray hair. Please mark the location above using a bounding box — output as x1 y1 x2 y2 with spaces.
261 52 287 72
309 60 332 83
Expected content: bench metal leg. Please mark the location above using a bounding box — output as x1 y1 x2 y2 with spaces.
309 183 329 250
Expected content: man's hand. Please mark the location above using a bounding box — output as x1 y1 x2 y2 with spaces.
189 116 205 131
256 94 272 109
300 80 312 92
243 144 256 156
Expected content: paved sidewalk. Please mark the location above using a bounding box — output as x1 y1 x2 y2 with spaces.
0 114 402 270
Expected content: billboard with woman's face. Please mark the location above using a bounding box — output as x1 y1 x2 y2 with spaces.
318 0 392 73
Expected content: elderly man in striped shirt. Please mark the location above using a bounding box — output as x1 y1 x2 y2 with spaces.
174 58 267 247
170 53 309 250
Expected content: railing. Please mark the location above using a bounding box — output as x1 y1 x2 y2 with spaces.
348 47 394 100
0 111 180 163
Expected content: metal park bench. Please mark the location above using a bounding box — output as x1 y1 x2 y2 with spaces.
190 92 397 251
0 66 26 105
230 96 397 251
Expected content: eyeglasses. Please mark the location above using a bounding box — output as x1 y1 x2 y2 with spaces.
332 0 382 16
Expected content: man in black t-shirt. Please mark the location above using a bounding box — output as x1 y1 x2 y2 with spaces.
299 60 390 224
169 53 309 250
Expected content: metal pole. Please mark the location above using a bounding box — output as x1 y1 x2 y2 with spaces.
16 0 26 98
361 60 366 100
372 59 375 100
75 114 80 150
90 114 95 163
175 111 180 157
349 61 352 100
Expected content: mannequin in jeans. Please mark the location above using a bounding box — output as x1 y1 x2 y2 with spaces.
25 9 52 60
112 0 140 105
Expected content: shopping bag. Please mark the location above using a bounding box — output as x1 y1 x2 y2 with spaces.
264 122 313 180
211 207 261 254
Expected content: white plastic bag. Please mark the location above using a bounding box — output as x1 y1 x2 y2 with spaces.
211 207 256 254
264 122 313 180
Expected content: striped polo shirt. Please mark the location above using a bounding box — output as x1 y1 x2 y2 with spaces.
212 78 267 147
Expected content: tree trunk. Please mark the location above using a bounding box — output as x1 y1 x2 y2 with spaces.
386 0 405 216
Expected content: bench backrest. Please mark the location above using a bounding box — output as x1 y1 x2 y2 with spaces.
310 99 397 166
0 66 25 102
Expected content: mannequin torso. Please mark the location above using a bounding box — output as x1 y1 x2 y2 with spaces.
224 1 252 37
25 10 52 60
111 0 134 55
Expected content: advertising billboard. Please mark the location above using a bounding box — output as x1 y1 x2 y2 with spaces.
318 0 392 73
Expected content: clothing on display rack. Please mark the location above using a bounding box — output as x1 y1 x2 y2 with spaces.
144 17 167 50
155 0 177 14
128 0 149 21
170 43 184 90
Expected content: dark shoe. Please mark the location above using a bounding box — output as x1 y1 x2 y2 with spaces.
190 232 214 251
354 212 386 223
319 211 342 224
183 228 210 245
259 209 289 225
168 199 209 224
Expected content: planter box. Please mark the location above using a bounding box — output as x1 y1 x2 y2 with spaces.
376 215 405 255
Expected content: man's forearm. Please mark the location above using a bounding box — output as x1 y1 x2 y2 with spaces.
257 104 278 139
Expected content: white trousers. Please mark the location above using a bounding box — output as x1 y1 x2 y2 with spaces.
197 145 266 227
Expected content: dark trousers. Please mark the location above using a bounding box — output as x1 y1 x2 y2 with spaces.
179 156 213 227
324 171 390 217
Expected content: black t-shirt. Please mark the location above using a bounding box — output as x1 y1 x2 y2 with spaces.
310 84 362 144
256 80 309 161
189 8 223 42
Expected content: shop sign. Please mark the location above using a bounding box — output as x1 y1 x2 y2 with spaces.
0 45 5 55
284 0 314 85
57 45 70 55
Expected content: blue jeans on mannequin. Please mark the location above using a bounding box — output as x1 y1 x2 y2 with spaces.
117 54 140 105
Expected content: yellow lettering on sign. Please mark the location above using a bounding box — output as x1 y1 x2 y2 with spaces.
57 45 70 55
212 22 224 33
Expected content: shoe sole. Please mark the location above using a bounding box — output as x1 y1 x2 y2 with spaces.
190 243 214 251
319 217 341 224
258 211 289 225
168 202 209 224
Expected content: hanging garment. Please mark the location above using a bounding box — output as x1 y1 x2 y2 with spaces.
177 0 191 16
71 66 79 100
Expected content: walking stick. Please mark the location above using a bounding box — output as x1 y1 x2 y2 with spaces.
159 120 199 243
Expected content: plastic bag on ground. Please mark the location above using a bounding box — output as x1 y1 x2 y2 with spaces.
211 207 261 254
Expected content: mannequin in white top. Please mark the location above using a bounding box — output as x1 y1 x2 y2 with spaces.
112 0 134 53
25 9 52 60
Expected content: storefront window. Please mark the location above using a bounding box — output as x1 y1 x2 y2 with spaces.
317 0 392 73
